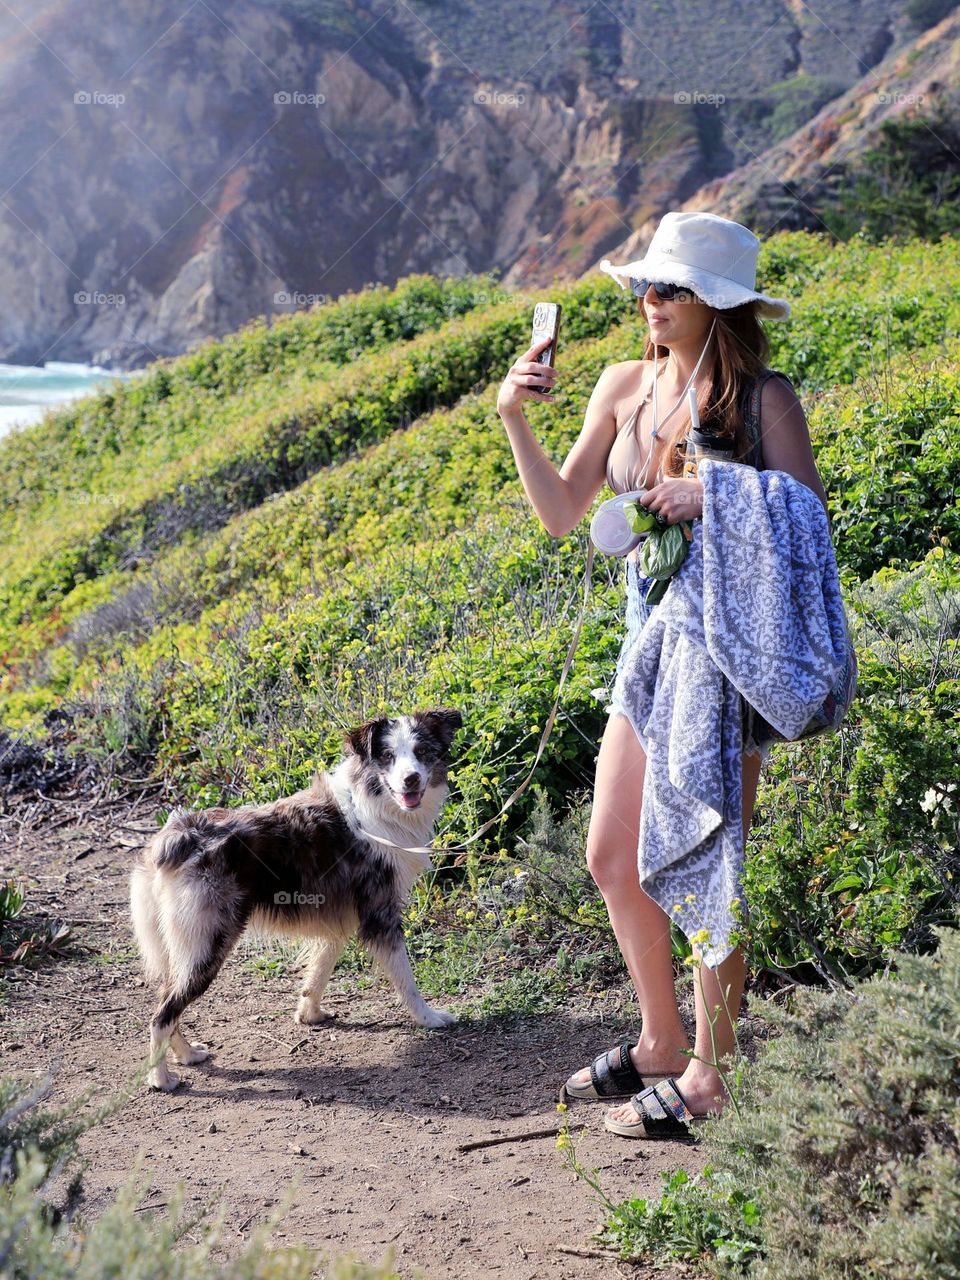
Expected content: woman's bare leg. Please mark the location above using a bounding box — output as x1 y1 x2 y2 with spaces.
605 745 765 1120
568 711 691 1088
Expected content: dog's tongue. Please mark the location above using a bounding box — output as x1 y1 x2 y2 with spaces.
401 790 422 808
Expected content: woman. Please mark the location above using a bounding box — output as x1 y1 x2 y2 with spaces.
495 211 829 1138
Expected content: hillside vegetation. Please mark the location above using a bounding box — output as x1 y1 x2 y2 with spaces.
2 231 959 982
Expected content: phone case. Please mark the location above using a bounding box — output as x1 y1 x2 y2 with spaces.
530 302 562 389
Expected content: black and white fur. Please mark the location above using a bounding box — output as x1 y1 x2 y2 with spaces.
130 707 462 1091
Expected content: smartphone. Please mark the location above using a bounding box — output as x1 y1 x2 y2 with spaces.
530 301 562 391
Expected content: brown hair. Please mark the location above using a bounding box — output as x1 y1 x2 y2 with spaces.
640 299 770 476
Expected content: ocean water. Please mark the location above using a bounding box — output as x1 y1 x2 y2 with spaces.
0 361 135 439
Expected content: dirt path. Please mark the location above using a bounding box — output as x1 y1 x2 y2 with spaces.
1 769 706 1279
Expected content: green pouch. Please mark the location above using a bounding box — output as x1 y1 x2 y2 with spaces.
638 522 689 579
638 523 692 607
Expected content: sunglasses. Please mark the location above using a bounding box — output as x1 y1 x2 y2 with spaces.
630 278 697 302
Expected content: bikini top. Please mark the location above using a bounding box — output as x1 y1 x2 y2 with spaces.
605 365 794 495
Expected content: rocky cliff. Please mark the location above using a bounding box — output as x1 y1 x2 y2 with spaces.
0 0 942 368
654 9 960 240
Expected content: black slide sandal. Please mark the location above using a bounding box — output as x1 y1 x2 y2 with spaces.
564 1038 671 1100
603 1077 709 1138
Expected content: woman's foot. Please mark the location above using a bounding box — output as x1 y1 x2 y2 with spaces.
565 1036 691 1098
604 1067 727 1133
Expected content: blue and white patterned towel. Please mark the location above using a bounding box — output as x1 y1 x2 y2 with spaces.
610 458 850 966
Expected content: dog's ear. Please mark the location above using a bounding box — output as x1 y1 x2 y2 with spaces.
344 715 390 759
417 707 463 751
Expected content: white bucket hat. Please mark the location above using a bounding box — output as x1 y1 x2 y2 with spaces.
599 211 790 321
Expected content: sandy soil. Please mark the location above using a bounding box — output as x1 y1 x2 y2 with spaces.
1 754 710 1279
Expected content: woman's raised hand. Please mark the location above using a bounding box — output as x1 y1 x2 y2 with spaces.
496 335 560 415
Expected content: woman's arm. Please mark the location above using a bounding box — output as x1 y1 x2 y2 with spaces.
759 376 831 528
498 363 623 539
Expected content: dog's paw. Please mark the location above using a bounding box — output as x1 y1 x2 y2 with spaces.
294 997 335 1025
173 1041 211 1065
416 1006 457 1030
147 1067 182 1092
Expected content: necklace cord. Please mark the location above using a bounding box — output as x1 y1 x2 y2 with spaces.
640 316 718 488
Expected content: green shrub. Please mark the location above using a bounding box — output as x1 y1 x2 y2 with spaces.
0 273 630 663
741 547 960 979
0 271 504 547
811 351 960 580
821 105 960 244
18 303 647 677
598 1166 763 1269
599 918 960 1278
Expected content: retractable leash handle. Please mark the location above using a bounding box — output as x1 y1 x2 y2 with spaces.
358 542 597 860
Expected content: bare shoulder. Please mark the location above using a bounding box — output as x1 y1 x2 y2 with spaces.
559 360 645 469
757 371 814 445
603 357 651 384
759 372 805 427
757 372 830 518
596 358 650 418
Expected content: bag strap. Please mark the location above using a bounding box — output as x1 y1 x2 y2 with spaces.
741 369 794 469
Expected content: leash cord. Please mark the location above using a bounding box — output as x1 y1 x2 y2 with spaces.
357 541 597 860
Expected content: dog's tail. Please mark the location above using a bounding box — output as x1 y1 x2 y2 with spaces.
148 806 232 870
132 808 239 984
130 808 203 984
130 862 168 985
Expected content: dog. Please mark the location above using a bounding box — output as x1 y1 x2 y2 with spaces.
130 707 462 1091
